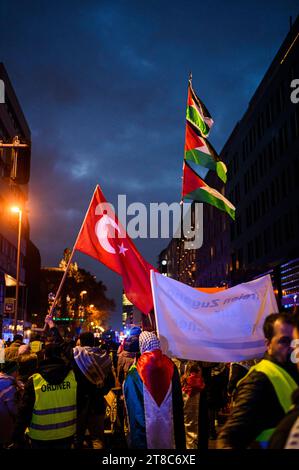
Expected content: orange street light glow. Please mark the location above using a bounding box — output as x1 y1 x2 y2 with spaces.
11 206 21 213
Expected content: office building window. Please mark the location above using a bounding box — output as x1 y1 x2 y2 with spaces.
238 248 243 269
263 229 271 255
255 235 262 259
281 171 287 197
271 181 276 206
236 215 242 236
246 205 252 227
276 82 284 114
260 112 265 137
235 183 241 204
265 188 270 211
272 136 277 161
291 109 299 139
289 65 295 80
233 152 239 174
266 100 273 127
259 152 264 178
275 177 280 202
230 222 235 241
247 241 254 263
284 212 294 241
261 191 265 215
244 173 248 194
231 252 236 271
283 122 288 150
273 220 283 247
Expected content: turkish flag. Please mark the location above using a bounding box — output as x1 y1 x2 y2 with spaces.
75 185 155 314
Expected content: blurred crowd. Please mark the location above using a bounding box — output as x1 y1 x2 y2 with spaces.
0 312 299 450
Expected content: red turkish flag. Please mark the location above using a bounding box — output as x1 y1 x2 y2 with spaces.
75 185 155 314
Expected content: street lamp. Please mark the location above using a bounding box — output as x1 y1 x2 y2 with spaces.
11 206 22 334
79 290 87 318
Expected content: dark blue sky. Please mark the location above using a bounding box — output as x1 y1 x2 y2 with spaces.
0 0 298 328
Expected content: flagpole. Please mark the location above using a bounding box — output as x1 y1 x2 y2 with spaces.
150 270 159 337
148 310 156 331
48 185 99 317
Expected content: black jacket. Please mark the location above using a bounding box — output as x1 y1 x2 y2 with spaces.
217 354 299 449
48 327 115 413
269 388 299 449
13 358 71 442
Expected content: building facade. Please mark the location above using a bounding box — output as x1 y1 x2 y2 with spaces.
122 292 142 331
158 203 200 287
197 16 299 306
0 63 40 336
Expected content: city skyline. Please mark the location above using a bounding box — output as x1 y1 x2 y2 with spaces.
1 0 298 327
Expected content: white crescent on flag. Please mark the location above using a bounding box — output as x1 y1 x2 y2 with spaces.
95 214 121 254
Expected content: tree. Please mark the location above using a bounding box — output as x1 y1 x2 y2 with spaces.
40 249 115 330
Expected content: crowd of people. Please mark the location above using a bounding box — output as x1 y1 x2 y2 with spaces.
0 311 299 450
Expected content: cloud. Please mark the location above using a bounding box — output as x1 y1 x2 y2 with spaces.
1 0 298 327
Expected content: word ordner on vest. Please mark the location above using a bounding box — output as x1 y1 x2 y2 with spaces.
41 381 71 392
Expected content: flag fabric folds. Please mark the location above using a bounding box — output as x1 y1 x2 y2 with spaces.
75 185 155 314
151 271 278 362
185 121 227 183
182 161 236 220
186 80 214 138
184 76 228 190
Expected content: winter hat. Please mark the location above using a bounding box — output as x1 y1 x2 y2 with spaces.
123 335 140 353
0 360 19 375
139 331 161 354
18 344 30 355
129 326 142 336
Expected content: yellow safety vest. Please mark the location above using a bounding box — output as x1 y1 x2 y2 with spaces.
238 359 298 448
30 341 43 353
28 370 77 441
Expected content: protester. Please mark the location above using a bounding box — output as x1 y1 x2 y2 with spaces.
227 360 257 401
30 334 43 354
269 315 299 449
45 316 115 449
12 343 77 449
206 363 229 440
117 328 141 386
181 361 205 449
124 331 186 449
5 335 24 361
0 360 23 448
17 345 38 384
217 312 299 449
73 332 115 449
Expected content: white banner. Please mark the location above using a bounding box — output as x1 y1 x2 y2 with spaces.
150 272 278 362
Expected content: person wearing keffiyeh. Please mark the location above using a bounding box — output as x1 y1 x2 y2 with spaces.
123 331 185 449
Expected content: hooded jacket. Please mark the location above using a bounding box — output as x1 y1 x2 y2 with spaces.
12 358 72 443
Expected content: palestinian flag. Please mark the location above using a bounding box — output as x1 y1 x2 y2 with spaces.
186 80 214 138
182 161 235 220
185 120 227 183
123 354 185 449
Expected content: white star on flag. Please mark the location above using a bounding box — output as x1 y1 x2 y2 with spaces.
118 243 128 255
